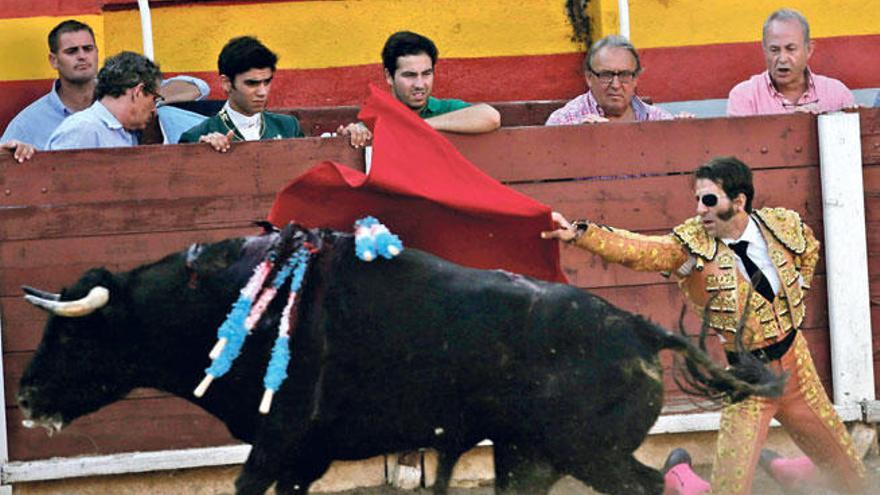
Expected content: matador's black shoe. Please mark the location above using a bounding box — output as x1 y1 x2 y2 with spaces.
662 448 694 474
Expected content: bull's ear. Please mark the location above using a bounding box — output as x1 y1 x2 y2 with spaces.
253 220 279 235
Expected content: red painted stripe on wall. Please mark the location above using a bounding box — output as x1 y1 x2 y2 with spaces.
1 1 101 19
639 34 880 102
0 53 587 132
0 80 54 133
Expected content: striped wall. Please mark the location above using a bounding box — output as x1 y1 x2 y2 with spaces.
2 0 879 133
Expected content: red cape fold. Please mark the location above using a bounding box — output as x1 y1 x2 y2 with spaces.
268 85 566 283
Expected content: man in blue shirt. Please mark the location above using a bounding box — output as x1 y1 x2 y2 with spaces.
1 19 210 149
1 20 97 149
47 51 162 150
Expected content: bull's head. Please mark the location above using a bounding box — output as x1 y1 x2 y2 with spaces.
18 268 134 435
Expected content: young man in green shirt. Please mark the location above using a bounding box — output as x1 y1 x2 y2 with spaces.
340 31 501 147
179 36 303 152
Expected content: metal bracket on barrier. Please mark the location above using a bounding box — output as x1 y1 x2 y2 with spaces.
862 400 880 423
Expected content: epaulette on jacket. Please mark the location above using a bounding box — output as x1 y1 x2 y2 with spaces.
753 207 807 254
672 216 717 260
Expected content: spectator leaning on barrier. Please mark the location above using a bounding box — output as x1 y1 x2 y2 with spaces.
0 19 210 149
338 31 501 148
46 51 163 150
727 8 855 116
546 35 689 125
179 36 303 152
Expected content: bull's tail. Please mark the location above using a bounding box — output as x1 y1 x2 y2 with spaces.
650 304 786 404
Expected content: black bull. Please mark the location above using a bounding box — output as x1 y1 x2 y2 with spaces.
18 224 782 494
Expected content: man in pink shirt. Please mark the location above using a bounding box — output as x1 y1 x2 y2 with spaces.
546 35 674 125
727 9 854 116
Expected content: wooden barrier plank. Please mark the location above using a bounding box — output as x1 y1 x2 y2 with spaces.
514 166 824 234
1 110 869 465
250 100 569 136
0 227 254 297
449 113 819 182
0 138 364 208
6 397 238 462
0 195 277 242
862 108 880 166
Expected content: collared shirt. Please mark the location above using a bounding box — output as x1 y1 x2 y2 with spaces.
418 97 470 119
721 217 782 295
1 80 76 149
223 102 263 141
726 70 854 116
2 76 210 149
545 90 673 126
46 101 137 150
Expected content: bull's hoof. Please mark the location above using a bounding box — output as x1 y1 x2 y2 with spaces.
662 448 693 474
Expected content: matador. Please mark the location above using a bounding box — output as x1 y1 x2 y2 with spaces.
542 156 866 494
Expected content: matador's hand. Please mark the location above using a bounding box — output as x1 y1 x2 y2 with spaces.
541 211 585 242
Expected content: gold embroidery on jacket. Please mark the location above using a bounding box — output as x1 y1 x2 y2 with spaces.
754 207 807 254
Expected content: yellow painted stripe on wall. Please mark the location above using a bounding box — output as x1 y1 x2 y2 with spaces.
104 0 581 72
592 0 880 48
0 15 105 80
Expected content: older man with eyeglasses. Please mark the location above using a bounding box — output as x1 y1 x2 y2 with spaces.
47 51 163 150
542 156 867 494
546 35 677 125
727 9 855 116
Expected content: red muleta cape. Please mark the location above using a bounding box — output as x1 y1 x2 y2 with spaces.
268 85 566 283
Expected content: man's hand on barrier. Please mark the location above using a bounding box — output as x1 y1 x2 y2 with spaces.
337 122 372 149
1 140 36 163
198 130 235 153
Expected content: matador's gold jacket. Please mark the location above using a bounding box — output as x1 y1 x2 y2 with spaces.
572 207 820 351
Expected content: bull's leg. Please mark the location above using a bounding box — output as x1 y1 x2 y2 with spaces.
493 441 559 494
570 454 663 495
235 444 283 495
273 455 333 495
432 447 466 495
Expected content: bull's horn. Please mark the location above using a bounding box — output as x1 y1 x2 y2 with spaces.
25 286 110 317
21 286 61 301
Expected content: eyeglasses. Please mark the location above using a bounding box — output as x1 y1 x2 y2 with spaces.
589 69 638 85
698 194 719 207
144 87 165 105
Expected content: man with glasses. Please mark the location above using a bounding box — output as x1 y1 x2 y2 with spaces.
542 157 866 494
2 20 210 149
727 9 854 116
546 35 673 125
47 51 163 150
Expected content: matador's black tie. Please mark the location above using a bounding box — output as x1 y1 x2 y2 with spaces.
729 240 775 302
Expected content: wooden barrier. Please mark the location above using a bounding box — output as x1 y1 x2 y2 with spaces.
1 108 877 465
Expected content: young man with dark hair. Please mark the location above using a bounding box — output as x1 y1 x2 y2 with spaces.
179 36 303 152
542 156 866 494
47 51 163 150
339 30 500 147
